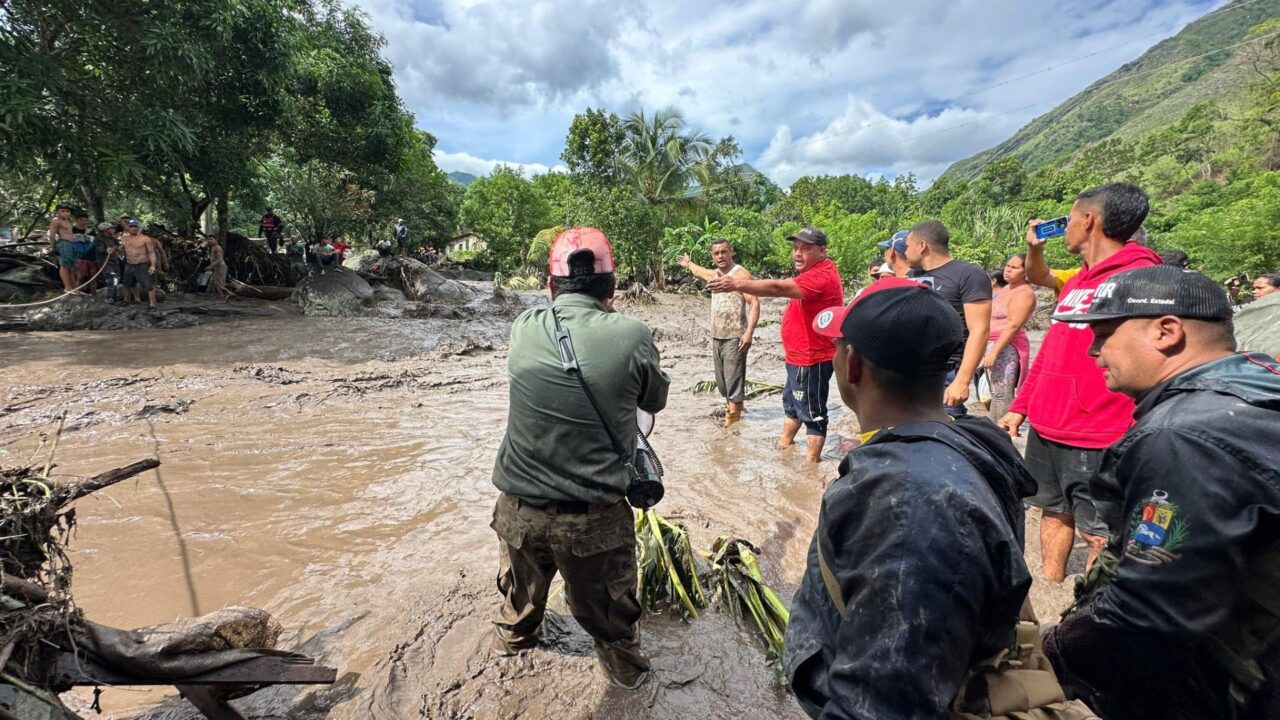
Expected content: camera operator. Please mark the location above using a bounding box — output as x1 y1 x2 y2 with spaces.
488 227 670 689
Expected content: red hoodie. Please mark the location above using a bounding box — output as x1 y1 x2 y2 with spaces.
1010 242 1162 448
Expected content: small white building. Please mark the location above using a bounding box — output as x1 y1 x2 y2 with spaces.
447 232 487 257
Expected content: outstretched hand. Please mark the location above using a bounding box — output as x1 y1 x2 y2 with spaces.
678 253 692 268
706 274 738 293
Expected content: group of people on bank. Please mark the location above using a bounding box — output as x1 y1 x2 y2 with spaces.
486 182 1280 720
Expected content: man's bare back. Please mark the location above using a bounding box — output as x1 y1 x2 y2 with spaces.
121 232 156 266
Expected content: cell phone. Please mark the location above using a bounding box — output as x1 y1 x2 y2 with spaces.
1034 216 1069 240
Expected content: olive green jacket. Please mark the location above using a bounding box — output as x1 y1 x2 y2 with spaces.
491 293 670 505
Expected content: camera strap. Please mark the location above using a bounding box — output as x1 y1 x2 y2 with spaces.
550 307 637 479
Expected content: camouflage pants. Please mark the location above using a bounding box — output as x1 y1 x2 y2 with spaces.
490 493 648 683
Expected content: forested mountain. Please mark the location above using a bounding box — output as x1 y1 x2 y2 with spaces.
944 0 1280 179
447 171 478 186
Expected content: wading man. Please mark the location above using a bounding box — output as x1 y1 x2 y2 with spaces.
489 227 670 689
708 227 843 462
784 278 1036 718
679 239 760 426
998 183 1161 582
120 220 158 310
1042 266 1280 720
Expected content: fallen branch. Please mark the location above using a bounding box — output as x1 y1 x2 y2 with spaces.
52 458 160 506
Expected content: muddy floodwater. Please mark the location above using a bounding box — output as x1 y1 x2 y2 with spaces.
0 291 1072 719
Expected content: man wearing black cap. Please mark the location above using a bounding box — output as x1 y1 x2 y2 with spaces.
708 227 843 462
783 278 1036 718
1042 266 1280 720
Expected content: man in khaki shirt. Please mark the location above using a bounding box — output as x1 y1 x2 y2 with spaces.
679 239 760 426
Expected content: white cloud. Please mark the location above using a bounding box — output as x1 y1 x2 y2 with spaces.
755 97 1036 186
354 0 1232 188
433 150 566 178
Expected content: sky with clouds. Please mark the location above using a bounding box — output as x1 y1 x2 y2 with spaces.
353 0 1227 186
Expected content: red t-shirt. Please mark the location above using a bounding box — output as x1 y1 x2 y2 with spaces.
781 258 844 366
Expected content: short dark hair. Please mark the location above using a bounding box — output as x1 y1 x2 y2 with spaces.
551 251 615 300
1260 273 1280 290
550 273 615 301
909 219 949 250
1184 318 1236 352
56 204 70 211
710 237 732 249
864 357 947 405
1157 249 1189 268
990 269 1007 287
1076 183 1149 241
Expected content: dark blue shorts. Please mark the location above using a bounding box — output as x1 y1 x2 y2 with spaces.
783 361 833 436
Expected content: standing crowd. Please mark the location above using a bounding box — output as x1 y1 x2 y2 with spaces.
487 182 1280 720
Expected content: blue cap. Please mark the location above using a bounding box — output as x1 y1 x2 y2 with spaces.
126 219 140 227
877 230 908 255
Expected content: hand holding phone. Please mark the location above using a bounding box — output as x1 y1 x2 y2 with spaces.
1034 216 1069 240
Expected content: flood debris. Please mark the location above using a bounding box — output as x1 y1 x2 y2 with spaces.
0 438 336 719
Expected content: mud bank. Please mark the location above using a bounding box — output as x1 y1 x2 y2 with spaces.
0 290 1072 719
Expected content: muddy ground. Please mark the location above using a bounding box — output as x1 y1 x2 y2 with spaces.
0 289 1075 719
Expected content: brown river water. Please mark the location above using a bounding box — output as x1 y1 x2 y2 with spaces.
0 291 1071 719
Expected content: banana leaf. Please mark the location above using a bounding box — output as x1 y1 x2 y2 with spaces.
686 379 783 399
634 509 707 620
708 536 790 680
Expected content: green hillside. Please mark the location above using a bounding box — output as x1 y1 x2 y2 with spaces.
944 0 1280 179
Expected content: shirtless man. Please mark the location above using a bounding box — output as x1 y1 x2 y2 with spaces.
679 239 760 426
47 204 78 293
205 234 228 301
120 220 158 309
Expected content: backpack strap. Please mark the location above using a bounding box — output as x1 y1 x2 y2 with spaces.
815 514 847 615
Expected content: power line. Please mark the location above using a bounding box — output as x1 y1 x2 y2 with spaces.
749 0 1273 166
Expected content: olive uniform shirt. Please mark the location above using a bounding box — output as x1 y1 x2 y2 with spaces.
491 293 670 505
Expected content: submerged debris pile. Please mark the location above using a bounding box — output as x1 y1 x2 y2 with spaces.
0 431 159 688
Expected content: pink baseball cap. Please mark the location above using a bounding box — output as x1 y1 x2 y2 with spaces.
549 227 615 276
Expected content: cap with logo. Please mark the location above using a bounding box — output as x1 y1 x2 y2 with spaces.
876 230 909 256
549 227 616 276
787 227 828 247
811 277 963 375
126 219 140 227
1052 265 1232 324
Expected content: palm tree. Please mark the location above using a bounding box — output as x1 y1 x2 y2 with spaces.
619 107 713 285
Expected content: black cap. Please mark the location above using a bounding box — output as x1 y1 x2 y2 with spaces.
813 278 962 375
1052 266 1232 324
788 227 827 246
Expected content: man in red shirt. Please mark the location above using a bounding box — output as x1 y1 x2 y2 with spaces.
709 227 844 462
997 183 1161 582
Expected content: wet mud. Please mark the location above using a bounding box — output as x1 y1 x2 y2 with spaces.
0 290 1072 719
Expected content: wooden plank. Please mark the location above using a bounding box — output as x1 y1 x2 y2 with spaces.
54 653 337 687
175 685 247 720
